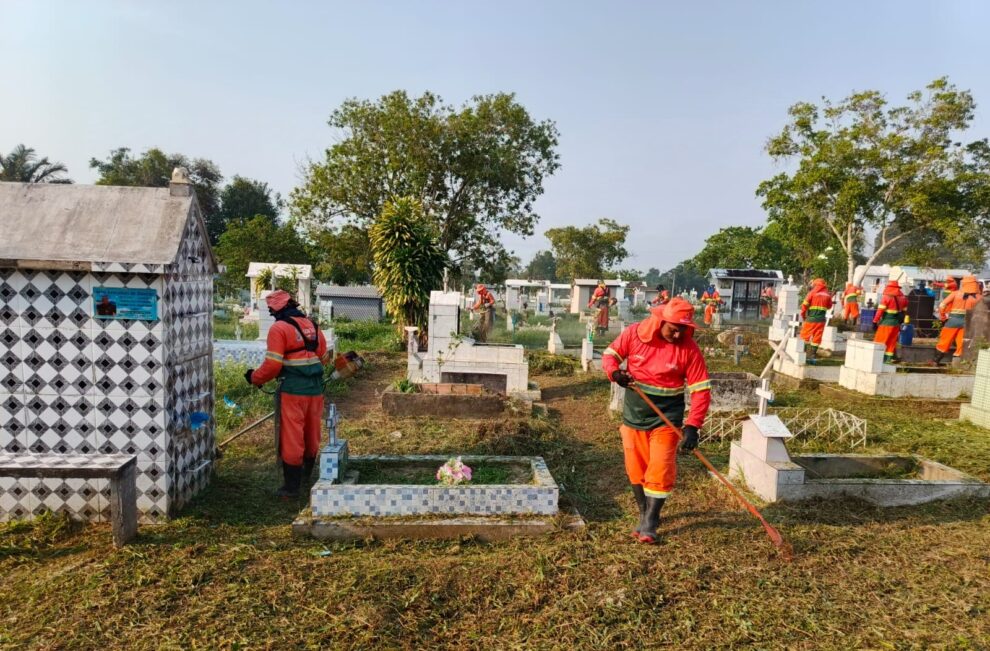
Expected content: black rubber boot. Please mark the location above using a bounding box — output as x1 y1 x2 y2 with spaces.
934 350 946 366
630 484 647 537
276 463 303 500
637 497 666 544
303 457 317 484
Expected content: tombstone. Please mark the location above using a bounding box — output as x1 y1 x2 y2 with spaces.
581 321 595 371
963 296 990 360
506 311 515 333
769 278 801 342
618 299 633 324
318 300 334 324
960 349 990 428
535 291 550 316
820 325 847 353
548 317 564 354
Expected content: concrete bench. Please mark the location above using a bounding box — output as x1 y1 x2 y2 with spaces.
0 453 138 547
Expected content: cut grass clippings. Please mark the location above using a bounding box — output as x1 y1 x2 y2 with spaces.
1 347 989 649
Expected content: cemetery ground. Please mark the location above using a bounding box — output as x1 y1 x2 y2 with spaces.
2 328 990 649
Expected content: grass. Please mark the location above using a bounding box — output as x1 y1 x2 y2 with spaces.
2 348 990 648
212 312 259 340
333 320 402 353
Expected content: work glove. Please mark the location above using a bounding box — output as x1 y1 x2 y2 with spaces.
243 368 255 385
611 369 633 388
681 425 699 452
871 321 879 331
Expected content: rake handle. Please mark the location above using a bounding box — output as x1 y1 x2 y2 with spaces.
628 383 789 553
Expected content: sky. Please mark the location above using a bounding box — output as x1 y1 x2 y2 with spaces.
3 0 989 273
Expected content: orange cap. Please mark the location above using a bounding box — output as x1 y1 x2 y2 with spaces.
961 276 979 294
265 289 292 312
660 297 696 329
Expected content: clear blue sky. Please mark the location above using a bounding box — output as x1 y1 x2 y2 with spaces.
3 0 988 272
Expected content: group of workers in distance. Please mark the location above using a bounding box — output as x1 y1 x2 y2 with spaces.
797 275 986 365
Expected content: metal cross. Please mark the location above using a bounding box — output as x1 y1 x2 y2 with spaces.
755 378 775 417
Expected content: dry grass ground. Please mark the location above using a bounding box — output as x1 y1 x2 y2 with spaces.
2 349 989 650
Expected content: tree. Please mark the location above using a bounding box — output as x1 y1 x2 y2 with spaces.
218 176 283 227
656 261 708 296
758 78 990 286
291 90 560 276
309 224 373 286
871 224 987 270
369 197 447 335
523 250 557 282
691 225 803 280
643 268 663 287
0 144 71 183
214 216 312 297
605 268 643 281
90 147 224 243
545 218 629 282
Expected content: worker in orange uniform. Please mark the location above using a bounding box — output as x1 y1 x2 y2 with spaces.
760 284 776 319
841 282 862 327
799 278 833 362
651 284 671 307
246 290 331 499
872 279 908 364
589 280 611 335
934 276 980 365
472 283 496 342
602 298 712 544
700 285 721 326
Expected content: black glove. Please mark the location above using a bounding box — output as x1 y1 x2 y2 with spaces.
244 368 255 385
871 321 878 331
681 425 699 451
611 369 633 388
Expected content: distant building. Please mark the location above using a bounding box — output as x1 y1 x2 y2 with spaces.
854 265 973 304
708 268 783 320
315 285 384 321
246 262 313 313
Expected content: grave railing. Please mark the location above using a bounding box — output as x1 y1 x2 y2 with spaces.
702 407 867 448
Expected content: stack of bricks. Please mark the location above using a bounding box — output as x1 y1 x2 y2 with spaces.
960 350 990 428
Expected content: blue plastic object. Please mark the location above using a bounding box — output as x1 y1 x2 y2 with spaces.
900 322 915 346
859 308 877 332
189 411 210 430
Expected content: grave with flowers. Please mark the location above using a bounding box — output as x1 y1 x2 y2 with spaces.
293 407 574 541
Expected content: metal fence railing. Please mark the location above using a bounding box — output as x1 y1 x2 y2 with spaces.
701 407 867 448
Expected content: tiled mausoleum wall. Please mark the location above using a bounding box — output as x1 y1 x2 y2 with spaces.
0 214 215 523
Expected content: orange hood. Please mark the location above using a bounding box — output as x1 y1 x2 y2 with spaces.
961 276 980 294
637 297 696 342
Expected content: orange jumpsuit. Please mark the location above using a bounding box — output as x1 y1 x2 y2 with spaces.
251 315 331 466
936 277 980 358
602 316 711 498
760 286 775 319
873 281 908 363
841 283 862 322
799 280 833 353
701 290 721 325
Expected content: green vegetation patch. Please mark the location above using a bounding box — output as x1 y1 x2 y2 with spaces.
350 460 533 485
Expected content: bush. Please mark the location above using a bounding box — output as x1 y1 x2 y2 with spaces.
214 362 277 435
333 320 402 352
527 350 577 376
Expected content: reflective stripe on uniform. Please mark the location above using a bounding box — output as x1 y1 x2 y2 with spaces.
264 352 284 362
603 347 623 361
644 487 670 498
687 379 711 393
636 382 685 397
282 357 323 367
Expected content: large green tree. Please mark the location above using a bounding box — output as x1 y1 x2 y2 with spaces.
218 176 282 227
545 218 629 282
309 224 374 286
291 90 560 275
1 144 71 183
90 147 224 242
523 250 557 282
214 215 312 297
369 197 447 335
692 226 789 272
758 78 990 286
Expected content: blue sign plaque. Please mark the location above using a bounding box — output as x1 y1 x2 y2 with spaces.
92 287 159 321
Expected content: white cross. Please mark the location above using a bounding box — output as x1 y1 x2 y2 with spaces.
755 378 775 417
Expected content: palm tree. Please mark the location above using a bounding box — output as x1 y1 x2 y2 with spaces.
0 144 72 183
